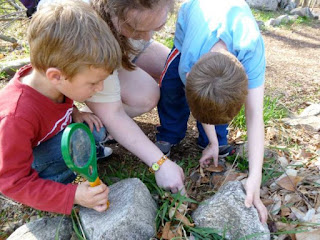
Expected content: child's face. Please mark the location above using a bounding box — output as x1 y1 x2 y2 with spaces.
60 67 110 102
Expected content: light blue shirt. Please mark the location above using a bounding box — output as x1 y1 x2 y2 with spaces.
175 0 266 89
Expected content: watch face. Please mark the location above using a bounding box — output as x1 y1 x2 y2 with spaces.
152 163 160 171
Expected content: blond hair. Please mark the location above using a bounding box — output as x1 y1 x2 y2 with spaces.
28 0 122 78
186 51 248 125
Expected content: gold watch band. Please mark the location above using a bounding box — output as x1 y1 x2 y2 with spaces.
149 155 168 173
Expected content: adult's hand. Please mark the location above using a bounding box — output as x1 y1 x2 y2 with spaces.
155 159 186 195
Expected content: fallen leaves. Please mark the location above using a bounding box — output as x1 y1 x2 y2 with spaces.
295 229 320 240
277 176 304 191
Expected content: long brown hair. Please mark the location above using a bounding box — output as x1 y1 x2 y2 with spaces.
91 0 173 70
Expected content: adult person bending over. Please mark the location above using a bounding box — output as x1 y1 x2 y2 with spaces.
85 0 185 193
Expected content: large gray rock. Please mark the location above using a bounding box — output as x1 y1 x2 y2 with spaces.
80 178 157 240
7 216 72 240
192 181 270 240
290 7 314 18
245 0 278 11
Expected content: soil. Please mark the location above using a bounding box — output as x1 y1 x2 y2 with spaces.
0 16 319 239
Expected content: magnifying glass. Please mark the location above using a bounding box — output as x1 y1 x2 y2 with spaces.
61 123 110 208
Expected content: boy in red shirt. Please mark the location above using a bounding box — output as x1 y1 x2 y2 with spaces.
0 0 121 214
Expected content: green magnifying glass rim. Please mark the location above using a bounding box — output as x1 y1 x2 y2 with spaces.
61 123 98 183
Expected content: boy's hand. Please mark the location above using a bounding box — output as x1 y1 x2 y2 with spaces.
244 177 268 224
199 142 219 168
72 110 103 132
155 159 186 195
74 181 109 212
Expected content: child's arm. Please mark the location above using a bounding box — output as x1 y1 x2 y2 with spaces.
72 105 103 132
199 124 219 167
74 181 109 212
245 84 268 223
0 117 77 214
86 100 186 194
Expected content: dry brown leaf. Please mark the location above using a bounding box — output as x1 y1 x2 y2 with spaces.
161 222 171 239
295 229 320 240
261 198 274 206
205 164 224 172
168 230 175 239
275 222 297 231
212 175 224 189
297 149 314 160
289 234 297 240
0 54 4 59
176 203 188 214
277 176 304 191
200 176 210 184
281 207 291 217
175 225 183 237
175 211 195 227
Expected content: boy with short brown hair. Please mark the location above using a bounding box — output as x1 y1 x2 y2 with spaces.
0 0 121 214
156 0 268 223
186 50 248 125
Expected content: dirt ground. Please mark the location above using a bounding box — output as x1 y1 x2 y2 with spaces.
0 16 319 239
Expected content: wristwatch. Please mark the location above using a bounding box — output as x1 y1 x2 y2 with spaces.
149 155 168 173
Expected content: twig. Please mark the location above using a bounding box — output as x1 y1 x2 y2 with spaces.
0 34 17 43
0 17 25 21
6 0 22 11
0 10 25 18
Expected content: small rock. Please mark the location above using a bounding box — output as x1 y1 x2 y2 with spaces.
288 14 299 21
266 18 278 27
290 7 314 18
276 14 291 24
7 216 72 240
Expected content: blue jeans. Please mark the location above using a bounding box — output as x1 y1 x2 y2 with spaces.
32 126 107 184
156 47 228 147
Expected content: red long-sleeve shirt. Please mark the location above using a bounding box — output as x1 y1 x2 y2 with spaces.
0 65 77 214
